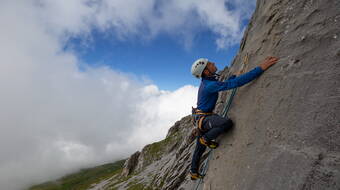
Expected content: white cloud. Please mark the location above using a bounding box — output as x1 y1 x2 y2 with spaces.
32 0 255 48
0 0 255 189
129 85 198 145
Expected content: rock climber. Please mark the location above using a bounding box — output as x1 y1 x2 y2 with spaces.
189 56 278 180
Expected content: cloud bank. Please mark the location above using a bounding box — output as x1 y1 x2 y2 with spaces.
36 0 256 48
0 0 255 189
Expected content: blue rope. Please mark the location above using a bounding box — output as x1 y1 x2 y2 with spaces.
222 88 237 118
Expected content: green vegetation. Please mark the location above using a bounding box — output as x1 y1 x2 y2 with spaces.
125 179 153 190
142 131 182 167
109 130 183 190
107 174 133 189
127 183 153 190
28 159 126 190
107 175 153 190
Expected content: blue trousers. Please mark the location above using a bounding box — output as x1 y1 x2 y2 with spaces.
190 114 233 173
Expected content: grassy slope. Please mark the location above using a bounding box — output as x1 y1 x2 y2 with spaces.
28 159 125 190
28 129 184 190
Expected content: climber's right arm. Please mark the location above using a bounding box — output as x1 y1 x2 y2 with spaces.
205 67 264 93
205 56 279 93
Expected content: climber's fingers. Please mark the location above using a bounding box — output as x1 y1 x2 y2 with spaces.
265 56 278 62
260 56 279 70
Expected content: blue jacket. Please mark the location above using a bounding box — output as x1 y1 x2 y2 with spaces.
196 66 264 112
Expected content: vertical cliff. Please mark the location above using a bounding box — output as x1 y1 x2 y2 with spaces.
90 0 340 189
204 0 340 189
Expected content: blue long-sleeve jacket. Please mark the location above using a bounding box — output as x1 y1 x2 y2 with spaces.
196 66 264 112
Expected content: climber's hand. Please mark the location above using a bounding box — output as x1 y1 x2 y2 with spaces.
260 56 278 70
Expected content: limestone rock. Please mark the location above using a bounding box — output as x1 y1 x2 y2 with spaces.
204 0 340 189
121 151 140 177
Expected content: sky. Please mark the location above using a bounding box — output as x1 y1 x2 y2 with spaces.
0 0 256 189
67 29 240 90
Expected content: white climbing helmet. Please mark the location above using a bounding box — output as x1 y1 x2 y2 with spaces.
191 58 209 78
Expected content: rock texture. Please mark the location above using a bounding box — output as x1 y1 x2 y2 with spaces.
204 0 340 189
121 151 140 177
96 116 199 190
90 0 340 189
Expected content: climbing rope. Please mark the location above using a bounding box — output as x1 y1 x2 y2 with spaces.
194 53 249 190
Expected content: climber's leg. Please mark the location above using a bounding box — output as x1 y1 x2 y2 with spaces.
202 115 233 141
190 137 207 173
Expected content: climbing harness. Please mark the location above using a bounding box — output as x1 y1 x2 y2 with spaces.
192 107 214 133
193 53 250 190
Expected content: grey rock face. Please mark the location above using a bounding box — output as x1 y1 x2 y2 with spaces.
204 0 340 189
121 151 140 177
103 0 340 189
106 116 197 190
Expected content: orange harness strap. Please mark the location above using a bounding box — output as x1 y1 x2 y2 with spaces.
197 116 205 132
192 107 213 133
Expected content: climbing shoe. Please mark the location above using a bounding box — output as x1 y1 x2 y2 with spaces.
190 172 204 180
199 137 219 149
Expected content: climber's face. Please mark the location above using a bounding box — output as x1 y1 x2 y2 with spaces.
204 62 217 75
